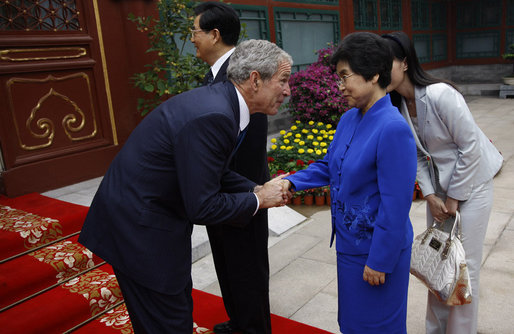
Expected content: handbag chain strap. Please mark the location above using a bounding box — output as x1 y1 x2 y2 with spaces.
420 212 461 260
441 211 461 260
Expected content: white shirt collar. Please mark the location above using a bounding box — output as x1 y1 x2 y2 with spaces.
211 48 235 80
234 86 250 132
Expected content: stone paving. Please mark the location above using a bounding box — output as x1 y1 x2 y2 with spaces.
43 96 514 333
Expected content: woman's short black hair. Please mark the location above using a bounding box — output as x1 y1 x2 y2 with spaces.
194 2 240 46
331 32 393 89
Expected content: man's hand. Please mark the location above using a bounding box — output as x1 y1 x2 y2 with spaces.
363 265 385 286
254 174 292 208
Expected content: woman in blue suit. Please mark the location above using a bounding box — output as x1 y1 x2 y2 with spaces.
283 32 417 333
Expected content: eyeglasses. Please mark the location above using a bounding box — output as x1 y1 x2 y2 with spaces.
190 28 209 37
336 73 354 86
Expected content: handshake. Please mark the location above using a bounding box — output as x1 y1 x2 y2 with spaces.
254 174 294 209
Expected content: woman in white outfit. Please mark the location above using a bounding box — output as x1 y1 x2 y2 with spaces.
382 31 503 334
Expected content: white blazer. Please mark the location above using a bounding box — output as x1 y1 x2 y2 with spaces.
400 83 503 201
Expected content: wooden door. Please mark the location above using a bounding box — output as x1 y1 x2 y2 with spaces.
0 0 120 197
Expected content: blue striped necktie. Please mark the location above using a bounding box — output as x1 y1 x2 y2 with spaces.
234 127 247 153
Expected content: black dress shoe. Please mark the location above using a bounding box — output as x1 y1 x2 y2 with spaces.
213 321 240 333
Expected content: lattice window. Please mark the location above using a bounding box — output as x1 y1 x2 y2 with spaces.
456 0 501 29
380 0 402 30
456 31 500 58
507 0 514 26
413 34 431 63
353 0 402 31
0 0 81 31
353 0 377 30
506 29 514 48
232 5 269 40
431 2 446 30
274 8 339 71
411 0 429 30
279 0 339 5
432 34 447 61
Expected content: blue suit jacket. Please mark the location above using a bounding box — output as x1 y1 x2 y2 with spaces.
79 82 258 294
286 95 417 273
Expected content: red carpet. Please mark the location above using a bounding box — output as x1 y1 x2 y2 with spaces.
0 193 332 333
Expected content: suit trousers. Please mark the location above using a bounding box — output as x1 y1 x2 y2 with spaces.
207 209 271 334
114 268 193 334
425 179 494 334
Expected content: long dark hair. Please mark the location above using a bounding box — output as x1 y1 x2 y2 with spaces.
382 31 459 91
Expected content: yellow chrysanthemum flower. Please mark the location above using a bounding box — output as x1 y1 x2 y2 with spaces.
326 124 333 129
316 150 322 155
280 130 286 135
284 139 290 144
291 125 298 130
296 120 301 124
320 142 327 147
294 138 300 143
307 148 314 154
312 129 319 134
307 135 314 140
318 122 324 126
299 141 305 145
295 134 301 138
302 129 309 134
309 121 315 125
271 145 277 150
280 146 286 150
271 138 277 143
313 141 319 146
298 148 305 154
323 148 327 153
286 146 293 151
317 136 323 141
329 136 334 140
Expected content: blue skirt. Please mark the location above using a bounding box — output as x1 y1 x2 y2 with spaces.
336 246 410 334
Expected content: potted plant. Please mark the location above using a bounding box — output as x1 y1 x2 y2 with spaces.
313 187 325 206
323 186 331 205
303 189 314 206
502 43 514 85
291 191 303 206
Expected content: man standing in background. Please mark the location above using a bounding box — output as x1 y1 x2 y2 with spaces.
192 3 272 333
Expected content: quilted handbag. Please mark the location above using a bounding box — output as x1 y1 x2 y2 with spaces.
410 212 472 305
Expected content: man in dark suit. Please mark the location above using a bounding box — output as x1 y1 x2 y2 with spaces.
192 3 272 333
78 39 293 333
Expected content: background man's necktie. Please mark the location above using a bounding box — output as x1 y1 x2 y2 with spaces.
203 69 214 85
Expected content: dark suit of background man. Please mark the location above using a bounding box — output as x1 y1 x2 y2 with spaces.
78 39 293 333
191 3 272 334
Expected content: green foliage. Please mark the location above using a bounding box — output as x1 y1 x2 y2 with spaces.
502 43 514 60
128 0 208 116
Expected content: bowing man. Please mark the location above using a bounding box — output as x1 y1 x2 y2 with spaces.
78 39 293 333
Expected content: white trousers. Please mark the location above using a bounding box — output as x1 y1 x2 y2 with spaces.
425 179 494 334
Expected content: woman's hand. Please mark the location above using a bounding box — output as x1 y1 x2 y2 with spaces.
445 197 459 216
425 194 450 222
363 265 385 286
